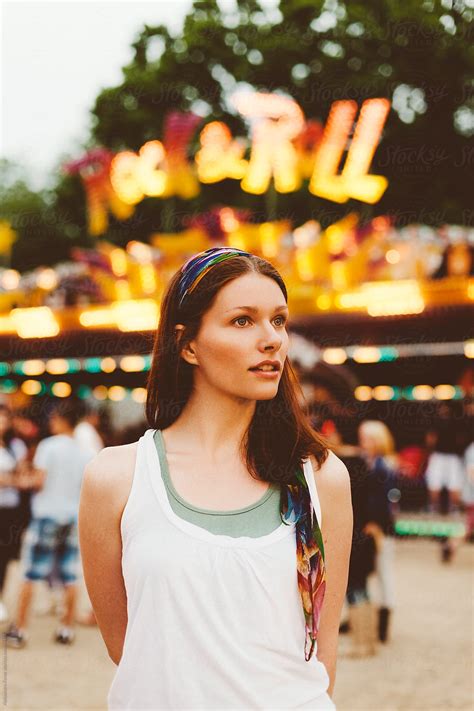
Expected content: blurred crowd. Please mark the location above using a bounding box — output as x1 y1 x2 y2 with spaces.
0 388 472 656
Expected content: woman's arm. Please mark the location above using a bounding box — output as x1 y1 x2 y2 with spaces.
311 451 353 699
78 443 136 665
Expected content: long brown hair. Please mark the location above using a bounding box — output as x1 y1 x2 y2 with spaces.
145 252 330 485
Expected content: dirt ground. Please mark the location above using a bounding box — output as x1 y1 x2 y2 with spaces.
1 536 472 711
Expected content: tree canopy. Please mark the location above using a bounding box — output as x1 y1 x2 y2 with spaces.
4 0 473 270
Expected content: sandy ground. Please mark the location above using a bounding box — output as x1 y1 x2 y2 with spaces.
0 536 472 711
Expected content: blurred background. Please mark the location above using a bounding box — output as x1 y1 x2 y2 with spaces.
0 1 473 709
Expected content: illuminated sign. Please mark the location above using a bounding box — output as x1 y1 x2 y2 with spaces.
69 93 391 233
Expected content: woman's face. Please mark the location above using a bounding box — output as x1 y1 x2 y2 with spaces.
358 427 378 457
179 272 289 401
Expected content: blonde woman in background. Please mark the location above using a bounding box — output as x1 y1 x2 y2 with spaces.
358 420 399 645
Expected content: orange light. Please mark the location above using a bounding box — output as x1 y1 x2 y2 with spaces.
110 140 168 205
309 98 390 203
11 307 59 339
196 122 248 183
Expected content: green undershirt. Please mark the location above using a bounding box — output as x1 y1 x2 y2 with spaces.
153 429 282 537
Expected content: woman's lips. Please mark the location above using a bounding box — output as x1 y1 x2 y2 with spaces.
248 368 279 379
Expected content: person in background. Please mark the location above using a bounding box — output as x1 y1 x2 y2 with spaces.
424 402 466 515
0 405 28 623
3 400 90 648
358 420 399 646
321 419 378 658
440 440 474 562
74 404 104 459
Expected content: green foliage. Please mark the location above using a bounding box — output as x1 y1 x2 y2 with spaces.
87 0 474 230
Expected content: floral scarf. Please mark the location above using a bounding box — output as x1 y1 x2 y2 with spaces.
281 464 327 661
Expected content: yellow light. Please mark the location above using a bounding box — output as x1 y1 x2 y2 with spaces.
93 385 108 400
330 261 349 291
354 386 372 401
22 360 46 376
110 141 168 205
115 279 131 300
434 384 456 400
232 92 305 194
110 150 144 205
413 385 434 401
79 308 116 327
80 300 159 331
135 141 168 196
113 299 158 332
353 347 381 363
110 248 128 277
196 122 248 183
309 100 358 202
127 241 152 262
139 264 157 294
259 223 280 259
309 98 390 204
46 358 68 375
362 281 425 317
1 269 20 290
120 356 145 372
326 224 346 255
464 340 474 358
21 380 42 396
336 291 366 309
37 268 58 290
11 307 60 338
468 282 474 300
322 348 347 365
316 294 331 310
132 387 147 403
101 357 116 373
386 249 400 265
0 316 14 335
108 385 126 402
51 382 71 398
340 98 390 203
373 385 394 401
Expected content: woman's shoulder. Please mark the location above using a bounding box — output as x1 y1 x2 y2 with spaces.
308 449 351 498
83 441 139 505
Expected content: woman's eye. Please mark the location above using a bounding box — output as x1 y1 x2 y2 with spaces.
232 316 287 327
233 316 250 326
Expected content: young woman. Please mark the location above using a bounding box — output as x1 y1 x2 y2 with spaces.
79 247 353 710
358 420 399 645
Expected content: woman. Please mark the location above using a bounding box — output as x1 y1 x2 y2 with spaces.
0 404 28 622
79 247 353 710
320 419 378 658
424 402 466 515
358 420 399 645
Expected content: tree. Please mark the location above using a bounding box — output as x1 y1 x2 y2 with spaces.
6 0 473 269
89 0 473 232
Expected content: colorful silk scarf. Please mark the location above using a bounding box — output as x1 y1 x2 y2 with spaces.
281 465 327 661
176 247 326 661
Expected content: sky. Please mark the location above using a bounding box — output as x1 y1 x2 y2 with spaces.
1 0 198 190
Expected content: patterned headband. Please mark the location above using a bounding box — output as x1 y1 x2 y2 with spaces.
177 247 252 308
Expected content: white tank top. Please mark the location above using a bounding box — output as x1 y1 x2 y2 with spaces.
108 429 336 711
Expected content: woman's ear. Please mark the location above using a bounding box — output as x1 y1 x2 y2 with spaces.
174 324 198 366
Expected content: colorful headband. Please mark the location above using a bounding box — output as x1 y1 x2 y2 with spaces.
177 247 252 308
